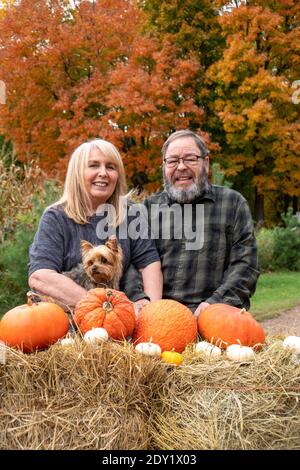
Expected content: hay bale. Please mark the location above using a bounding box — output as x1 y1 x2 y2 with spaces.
0 339 167 450
1 337 299 450
148 338 300 450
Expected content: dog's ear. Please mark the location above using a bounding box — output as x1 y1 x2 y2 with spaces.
80 240 93 255
105 236 119 253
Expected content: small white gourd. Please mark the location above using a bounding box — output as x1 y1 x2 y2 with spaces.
0 340 6 364
195 341 221 358
226 344 255 362
135 342 162 356
84 328 109 344
60 337 76 347
282 336 300 354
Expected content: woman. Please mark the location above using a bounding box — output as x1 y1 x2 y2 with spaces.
28 139 162 311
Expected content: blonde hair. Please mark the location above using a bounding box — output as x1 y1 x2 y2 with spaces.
55 139 128 225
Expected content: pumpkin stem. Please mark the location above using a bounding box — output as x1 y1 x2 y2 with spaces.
103 301 113 311
27 290 55 305
27 291 33 307
103 289 114 311
240 308 246 314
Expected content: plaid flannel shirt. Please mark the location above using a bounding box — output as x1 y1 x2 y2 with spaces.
123 185 259 311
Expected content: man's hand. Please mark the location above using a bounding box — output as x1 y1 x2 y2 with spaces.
134 298 150 317
193 302 210 319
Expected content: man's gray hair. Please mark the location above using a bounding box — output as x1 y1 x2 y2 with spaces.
162 130 209 159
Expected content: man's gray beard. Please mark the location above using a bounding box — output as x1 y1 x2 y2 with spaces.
163 165 209 203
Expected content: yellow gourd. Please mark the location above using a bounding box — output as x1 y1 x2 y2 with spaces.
161 350 183 366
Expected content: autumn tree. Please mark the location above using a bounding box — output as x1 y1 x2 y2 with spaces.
138 0 225 152
0 0 205 188
139 0 223 64
0 0 141 171
207 0 300 225
101 35 204 189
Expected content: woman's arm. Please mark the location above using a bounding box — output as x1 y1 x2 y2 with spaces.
29 269 87 309
139 261 163 301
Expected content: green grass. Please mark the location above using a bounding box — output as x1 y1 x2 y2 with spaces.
250 271 300 321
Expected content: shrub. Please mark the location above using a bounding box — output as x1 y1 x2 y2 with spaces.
0 143 45 243
0 180 61 314
256 228 276 272
256 209 300 272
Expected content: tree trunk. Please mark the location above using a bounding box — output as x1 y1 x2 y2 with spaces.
293 196 298 214
284 194 290 213
254 189 264 228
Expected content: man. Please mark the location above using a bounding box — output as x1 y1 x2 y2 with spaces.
126 129 259 317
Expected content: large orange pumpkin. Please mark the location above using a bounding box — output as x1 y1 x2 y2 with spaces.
0 293 69 353
74 288 135 340
133 299 197 353
197 303 265 350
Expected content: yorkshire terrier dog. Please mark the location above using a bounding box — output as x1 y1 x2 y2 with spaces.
63 236 123 290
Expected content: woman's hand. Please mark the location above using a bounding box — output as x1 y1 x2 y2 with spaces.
134 298 150 317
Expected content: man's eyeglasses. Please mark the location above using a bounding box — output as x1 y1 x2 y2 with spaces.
163 154 204 168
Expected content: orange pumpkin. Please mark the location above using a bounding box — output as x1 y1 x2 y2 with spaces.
74 288 135 340
133 299 197 353
197 303 265 350
0 293 69 353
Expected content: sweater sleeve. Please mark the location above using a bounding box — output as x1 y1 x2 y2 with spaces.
28 208 67 277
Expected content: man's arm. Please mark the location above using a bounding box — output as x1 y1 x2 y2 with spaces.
196 200 259 316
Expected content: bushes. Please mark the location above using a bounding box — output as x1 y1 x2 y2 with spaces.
257 209 300 272
0 143 45 243
0 180 61 314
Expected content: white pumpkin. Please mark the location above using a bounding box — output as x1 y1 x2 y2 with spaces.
0 340 6 365
226 344 255 362
195 341 222 358
60 337 76 347
135 342 162 356
282 336 300 354
84 328 109 344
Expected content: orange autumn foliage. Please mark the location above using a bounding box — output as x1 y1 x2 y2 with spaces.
207 1 300 202
0 0 204 186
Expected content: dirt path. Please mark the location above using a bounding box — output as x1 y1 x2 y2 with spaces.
260 305 300 336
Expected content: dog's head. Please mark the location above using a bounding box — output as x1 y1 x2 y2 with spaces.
81 236 123 286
